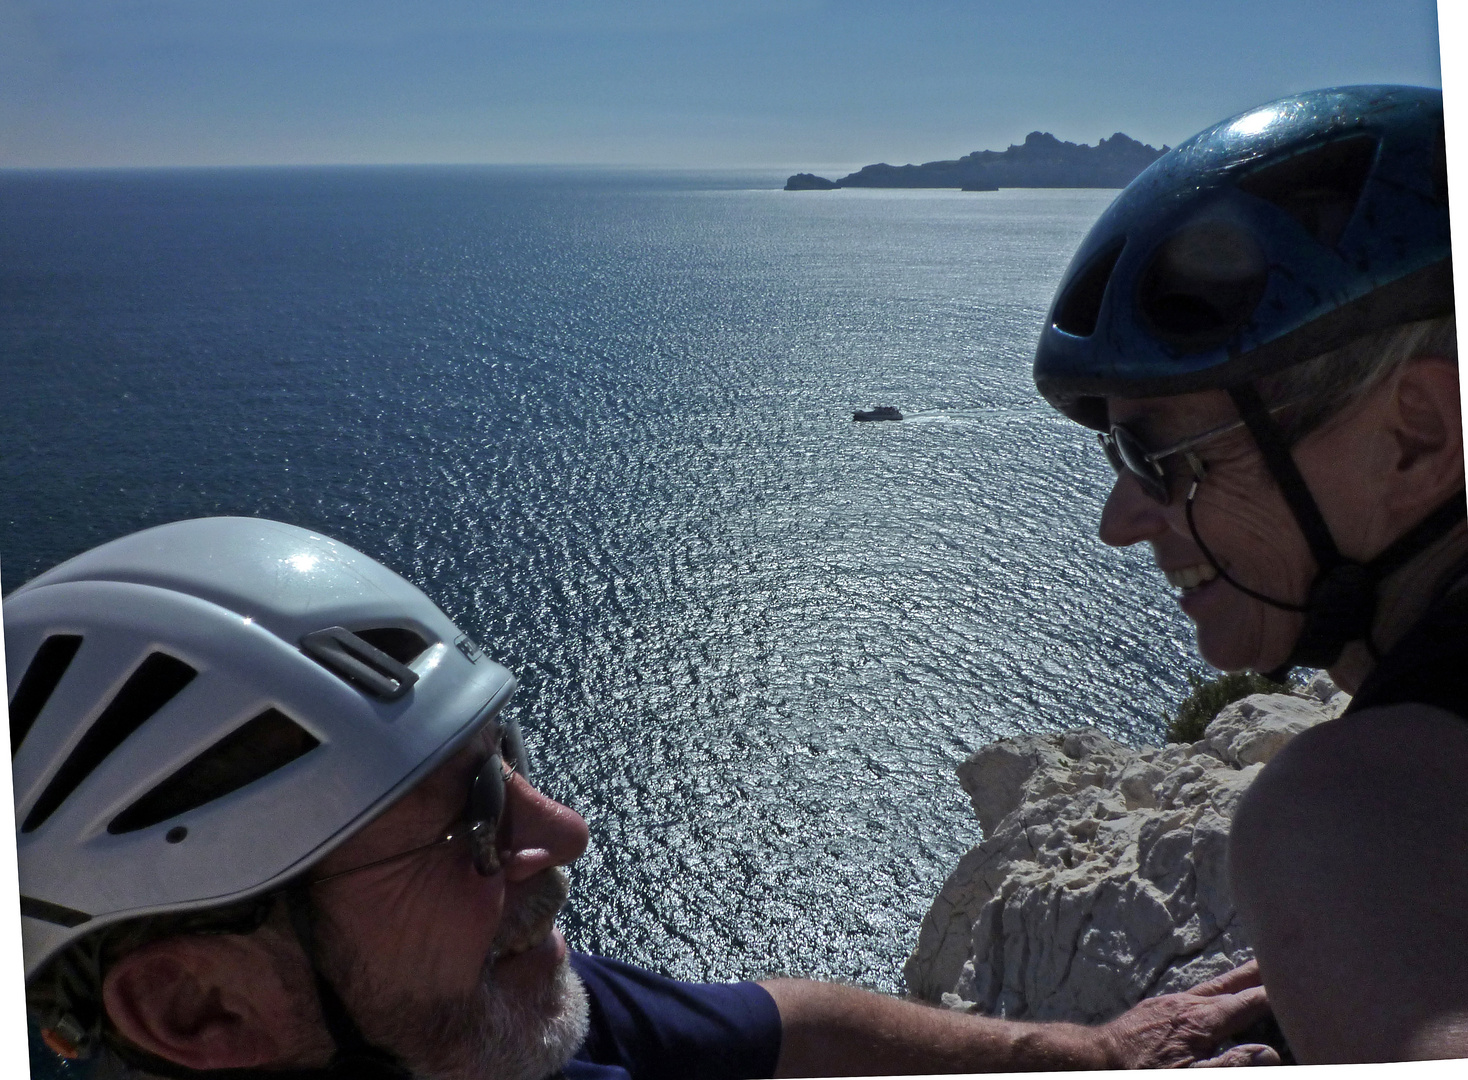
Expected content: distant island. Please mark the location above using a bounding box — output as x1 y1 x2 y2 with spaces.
785 131 1166 191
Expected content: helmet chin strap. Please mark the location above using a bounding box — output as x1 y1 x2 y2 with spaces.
1183 487 1308 615
280 886 415 1080
1183 477 1380 680
1180 383 1467 680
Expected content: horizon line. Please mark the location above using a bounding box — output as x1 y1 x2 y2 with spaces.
0 161 869 174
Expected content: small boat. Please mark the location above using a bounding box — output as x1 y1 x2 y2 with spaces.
853 406 903 422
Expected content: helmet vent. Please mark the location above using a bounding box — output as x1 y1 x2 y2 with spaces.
22 653 197 833
1137 221 1269 351
1053 239 1125 337
107 708 320 834
352 627 429 666
1238 135 1378 249
9 634 83 758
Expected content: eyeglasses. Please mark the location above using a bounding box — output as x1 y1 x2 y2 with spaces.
1098 421 1232 504
311 715 532 885
1099 402 1296 505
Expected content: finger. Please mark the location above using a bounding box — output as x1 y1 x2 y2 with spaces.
1196 986 1273 1038
1189 961 1263 997
1188 1043 1281 1067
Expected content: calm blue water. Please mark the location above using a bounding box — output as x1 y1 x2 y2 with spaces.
0 168 1203 1033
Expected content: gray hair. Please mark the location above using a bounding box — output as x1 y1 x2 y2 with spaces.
1260 314 1458 444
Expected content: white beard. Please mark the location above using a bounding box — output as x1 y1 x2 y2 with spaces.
447 957 591 1080
344 870 592 1080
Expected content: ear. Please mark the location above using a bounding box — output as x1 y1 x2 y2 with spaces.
1384 357 1464 511
102 932 326 1071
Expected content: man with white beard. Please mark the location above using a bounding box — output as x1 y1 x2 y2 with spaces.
11 518 1276 1079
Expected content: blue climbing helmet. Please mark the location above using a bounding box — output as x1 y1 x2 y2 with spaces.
1035 84 1451 427
1033 85 1457 672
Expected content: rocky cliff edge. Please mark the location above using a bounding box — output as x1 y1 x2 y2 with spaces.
904 674 1350 1021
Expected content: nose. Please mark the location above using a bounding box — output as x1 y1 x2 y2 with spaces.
1097 471 1171 548
500 775 590 883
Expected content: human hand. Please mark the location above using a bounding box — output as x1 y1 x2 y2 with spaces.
1096 961 1278 1068
1189 1044 1281 1067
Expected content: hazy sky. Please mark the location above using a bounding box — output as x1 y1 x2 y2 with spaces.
0 0 1447 170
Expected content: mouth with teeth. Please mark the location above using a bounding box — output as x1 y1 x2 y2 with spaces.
492 868 570 962
1164 563 1219 593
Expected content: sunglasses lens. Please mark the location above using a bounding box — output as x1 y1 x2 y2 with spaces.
1110 426 1149 475
502 720 531 782
461 719 535 876
1109 427 1171 504
468 754 506 875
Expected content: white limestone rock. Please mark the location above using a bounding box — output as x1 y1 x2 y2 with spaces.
1201 675 1348 767
904 682 1349 1021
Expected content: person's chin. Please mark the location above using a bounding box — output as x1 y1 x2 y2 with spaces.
515 948 590 1078
469 941 589 1080
1193 612 1296 676
1185 594 1252 671
493 927 569 994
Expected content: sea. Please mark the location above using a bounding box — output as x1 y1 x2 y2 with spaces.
0 167 1205 1075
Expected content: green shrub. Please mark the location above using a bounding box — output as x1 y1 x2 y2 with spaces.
1165 669 1299 744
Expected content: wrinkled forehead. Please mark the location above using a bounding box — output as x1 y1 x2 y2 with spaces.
1105 388 1237 433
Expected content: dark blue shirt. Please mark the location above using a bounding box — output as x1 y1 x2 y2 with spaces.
565 953 783 1080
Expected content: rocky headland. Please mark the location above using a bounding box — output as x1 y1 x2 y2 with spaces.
785 172 840 191
785 131 1166 192
904 674 1350 1021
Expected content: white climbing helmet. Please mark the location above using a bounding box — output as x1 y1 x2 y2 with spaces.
7 517 517 981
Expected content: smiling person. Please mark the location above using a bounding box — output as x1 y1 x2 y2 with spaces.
1034 85 1462 1063
8 518 1273 1080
